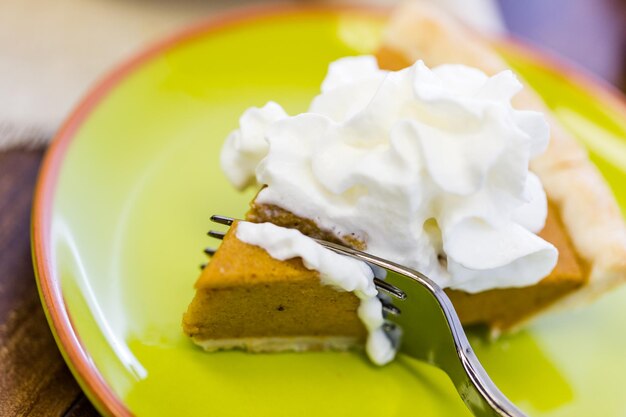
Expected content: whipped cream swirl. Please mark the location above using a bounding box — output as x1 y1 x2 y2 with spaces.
221 56 558 294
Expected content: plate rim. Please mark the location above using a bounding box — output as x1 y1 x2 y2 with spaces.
30 4 626 416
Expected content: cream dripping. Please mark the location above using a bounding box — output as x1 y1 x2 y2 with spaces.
236 221 394 365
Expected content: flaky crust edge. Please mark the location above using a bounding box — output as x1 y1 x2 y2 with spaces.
192 336 360 353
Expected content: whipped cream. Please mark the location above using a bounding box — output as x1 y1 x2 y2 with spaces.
221 55 558 294
236 221 395 365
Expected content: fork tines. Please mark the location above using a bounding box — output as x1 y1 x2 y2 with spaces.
209 214 405 311
373 278 406 300
207 214 234 240
207 230 226 239
211 215 235 226
380 299 401 316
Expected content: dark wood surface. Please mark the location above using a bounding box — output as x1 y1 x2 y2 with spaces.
0 1 624 416
0 150 99 417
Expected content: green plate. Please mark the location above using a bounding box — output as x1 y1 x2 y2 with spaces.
32 6 626 417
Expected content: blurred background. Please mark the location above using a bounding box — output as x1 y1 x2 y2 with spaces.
0 0 625 416
0 0 624 150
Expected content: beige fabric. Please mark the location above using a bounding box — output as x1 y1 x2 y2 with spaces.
0 0 257 149
382 2 626 316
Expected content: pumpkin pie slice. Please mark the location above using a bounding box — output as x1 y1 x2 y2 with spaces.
182 221 367 353
182 200 583 353
183 3 626 355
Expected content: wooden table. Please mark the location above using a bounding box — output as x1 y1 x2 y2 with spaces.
0 150 98 416
1 1 624 415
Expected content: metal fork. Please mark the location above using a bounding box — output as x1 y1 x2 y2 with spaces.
207 215 528 417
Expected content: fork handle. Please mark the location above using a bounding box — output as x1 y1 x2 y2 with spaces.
450 340 527 417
